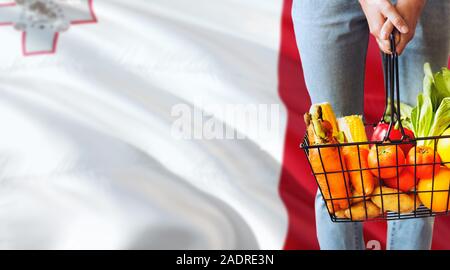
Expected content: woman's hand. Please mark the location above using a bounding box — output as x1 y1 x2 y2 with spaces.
359 0 409 54
380 0 426 55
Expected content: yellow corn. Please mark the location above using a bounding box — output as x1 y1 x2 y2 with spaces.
310 103 339 137
337 115 368 148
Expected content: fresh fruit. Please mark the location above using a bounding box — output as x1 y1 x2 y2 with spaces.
383 169 418 192
437 128 450 168
371 122 415 154
417 167 450 212
406 146 441 179
368 145 405 179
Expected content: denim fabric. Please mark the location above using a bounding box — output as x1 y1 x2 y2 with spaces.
293 0 450 250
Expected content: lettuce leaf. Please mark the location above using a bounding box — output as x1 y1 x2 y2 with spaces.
418 94 434 139
429 97 450 137
434 68 450 100
423 63 450 112
411 64 450 144
411 106 418 134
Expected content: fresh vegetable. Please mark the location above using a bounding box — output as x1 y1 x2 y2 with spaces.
417 167 450 212
334 210 347 219
342 147 375 196
383 101 414 131
350 190 365 204
368 145 405 179
337 115 375 196
305 105 351 212
371 122 415 154
411 64 450 146
406 146 441 179
310 102 339 137
414 195 422 210
344 201 381 221
423 63 450 111
371 186 417 213
338 115 368 148
383 169 418 192
437 128 450 168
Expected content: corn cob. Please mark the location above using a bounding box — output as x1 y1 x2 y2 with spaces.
337 115 368 148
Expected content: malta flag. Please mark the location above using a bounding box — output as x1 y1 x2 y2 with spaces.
0 0 449 249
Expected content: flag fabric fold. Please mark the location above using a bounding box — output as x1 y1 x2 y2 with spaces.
0 0 289 249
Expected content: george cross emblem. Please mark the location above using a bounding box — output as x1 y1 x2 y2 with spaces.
0 0 97 56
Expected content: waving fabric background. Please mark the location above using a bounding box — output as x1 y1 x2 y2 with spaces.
0 0 449 250
0 0 287 249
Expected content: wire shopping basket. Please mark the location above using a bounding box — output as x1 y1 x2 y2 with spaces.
300 35 450 222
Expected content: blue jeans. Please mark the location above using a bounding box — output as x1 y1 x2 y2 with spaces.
292 0 450 250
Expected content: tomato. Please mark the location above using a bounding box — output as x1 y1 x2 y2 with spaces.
368 144 405 179
406 146 441 179
371 123 415 154
383 169 418 192
418 167 450 212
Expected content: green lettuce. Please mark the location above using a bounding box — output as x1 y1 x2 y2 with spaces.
417 94 434 138
429 98 450 137
411 64 450 146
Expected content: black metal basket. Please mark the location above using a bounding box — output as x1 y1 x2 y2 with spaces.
300 35 450 222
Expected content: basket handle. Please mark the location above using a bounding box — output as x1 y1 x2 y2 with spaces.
379 33 411 142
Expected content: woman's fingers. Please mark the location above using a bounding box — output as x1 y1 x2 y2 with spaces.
377 38 392 54
395 32 401 45
359 0 410 54
379 21 402 54
395 35 411 55
379 0 409 34
380 20 394 40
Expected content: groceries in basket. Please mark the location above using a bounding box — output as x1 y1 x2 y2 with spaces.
302 64 450 221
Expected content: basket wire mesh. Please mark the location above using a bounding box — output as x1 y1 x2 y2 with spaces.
301 34 450 222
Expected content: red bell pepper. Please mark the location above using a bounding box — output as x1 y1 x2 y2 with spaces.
371 122 415 154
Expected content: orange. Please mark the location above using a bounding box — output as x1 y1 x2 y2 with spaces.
437 128 450 169
417 167 450 212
